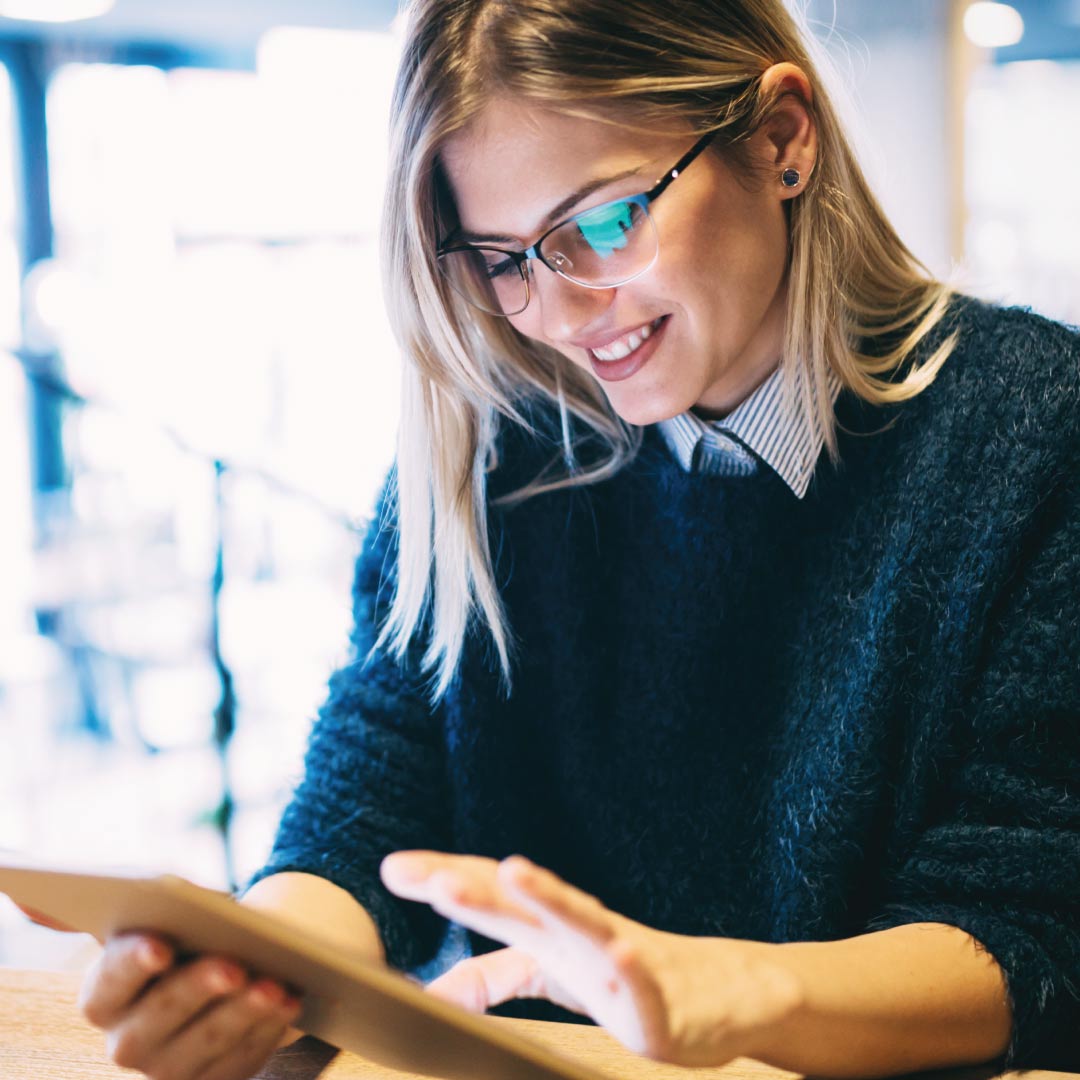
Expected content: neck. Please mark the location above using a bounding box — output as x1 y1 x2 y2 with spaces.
692 277 788 419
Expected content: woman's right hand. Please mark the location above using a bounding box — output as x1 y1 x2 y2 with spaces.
78 931 304 1080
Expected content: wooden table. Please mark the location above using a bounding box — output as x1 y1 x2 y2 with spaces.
1 969 1077 1080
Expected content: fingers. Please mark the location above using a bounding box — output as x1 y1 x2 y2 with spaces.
426 947 591 1018
102 953 249 1067
80 933 302 1080
79 933 175 1027
382 851 615 943
425 946 543 1013
429 867 542 926
382 851 620 955
198 1012 300 1080
382 853 545 947
427 892 545 953
380 852 498 898
142 979 302 1080
498 857 619 948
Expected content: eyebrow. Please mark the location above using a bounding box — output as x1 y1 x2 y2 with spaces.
448 164 646 246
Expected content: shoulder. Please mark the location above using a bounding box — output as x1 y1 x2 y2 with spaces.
896 295 1080 468
932 294 1080 416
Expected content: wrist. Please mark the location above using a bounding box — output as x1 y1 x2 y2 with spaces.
731 940 808 1064
239 873 386 965
653 934 804 1068
730 925 1014 1078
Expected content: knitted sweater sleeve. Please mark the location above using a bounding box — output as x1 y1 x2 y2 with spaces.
866 466 1080 1070
241 474 451 975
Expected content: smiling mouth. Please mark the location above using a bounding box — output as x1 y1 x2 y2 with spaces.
588 316 667 363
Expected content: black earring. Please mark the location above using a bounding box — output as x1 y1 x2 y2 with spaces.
781 168 801 188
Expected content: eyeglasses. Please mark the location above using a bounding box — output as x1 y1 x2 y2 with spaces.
436 129 718 317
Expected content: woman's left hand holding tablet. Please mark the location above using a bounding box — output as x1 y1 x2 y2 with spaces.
380 851 804 1068
13 903 303 1080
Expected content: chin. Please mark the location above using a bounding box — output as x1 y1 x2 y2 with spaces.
605 392 691 428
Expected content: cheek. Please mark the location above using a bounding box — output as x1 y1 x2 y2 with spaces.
507 310 548 348
506 312 581 367
670 204 787 323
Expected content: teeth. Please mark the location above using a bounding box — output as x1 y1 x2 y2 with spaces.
592 318 662 362
595 338 633 361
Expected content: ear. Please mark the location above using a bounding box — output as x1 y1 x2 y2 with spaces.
755 62 817 198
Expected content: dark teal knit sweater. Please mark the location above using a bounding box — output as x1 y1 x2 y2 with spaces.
248 297 1080 1071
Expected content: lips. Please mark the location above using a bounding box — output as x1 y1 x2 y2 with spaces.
570 315 664 353
589 316 665 362
586 314 670 383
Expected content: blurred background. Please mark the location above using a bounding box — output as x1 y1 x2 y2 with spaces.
0 0 1077 968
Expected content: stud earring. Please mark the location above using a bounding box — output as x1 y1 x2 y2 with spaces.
781 167 801 188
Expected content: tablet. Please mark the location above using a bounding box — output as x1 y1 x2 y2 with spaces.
0 861 614 1080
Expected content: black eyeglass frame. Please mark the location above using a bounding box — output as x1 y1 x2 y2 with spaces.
436 128 719 315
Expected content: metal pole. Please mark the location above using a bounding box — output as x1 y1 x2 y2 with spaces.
209 459 237 891
5 41 67 526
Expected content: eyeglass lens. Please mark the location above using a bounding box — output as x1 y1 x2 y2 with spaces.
439 196 658 315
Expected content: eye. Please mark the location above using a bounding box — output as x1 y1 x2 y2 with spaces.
568 200 641 258
482 253 518 279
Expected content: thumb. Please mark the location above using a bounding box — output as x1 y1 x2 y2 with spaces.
11 901 77 933
424 946 588 1016
424 946 547 1013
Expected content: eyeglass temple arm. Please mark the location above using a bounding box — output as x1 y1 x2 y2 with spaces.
646 130 718 203
437 129 717 256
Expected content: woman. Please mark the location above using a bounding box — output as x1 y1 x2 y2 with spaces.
75 1 1080 1078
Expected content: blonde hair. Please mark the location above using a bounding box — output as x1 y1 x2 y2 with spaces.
376 0 959 701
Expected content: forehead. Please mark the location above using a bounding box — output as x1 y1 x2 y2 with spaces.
440 99 692 242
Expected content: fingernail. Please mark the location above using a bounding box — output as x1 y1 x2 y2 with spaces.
137 940 168 971
502 855 533 882
208 962 243 994
383 855 424 883
250 981 285 1009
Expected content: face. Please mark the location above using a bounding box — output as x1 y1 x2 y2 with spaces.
440 98 795 424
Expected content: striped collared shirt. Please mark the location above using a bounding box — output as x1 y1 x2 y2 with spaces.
656 364 843 498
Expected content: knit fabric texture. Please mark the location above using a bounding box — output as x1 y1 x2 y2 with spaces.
247 296 1080 1071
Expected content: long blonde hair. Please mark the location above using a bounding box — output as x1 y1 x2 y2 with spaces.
376 0 959 701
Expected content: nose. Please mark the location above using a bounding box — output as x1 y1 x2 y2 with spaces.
528 262 617 345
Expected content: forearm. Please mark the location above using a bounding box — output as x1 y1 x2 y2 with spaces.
748 922 1013 1079
238 871 387 966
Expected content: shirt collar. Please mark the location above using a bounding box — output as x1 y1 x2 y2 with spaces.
655 364 843 498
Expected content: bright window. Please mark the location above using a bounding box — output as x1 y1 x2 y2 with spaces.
964 59 1080 326
2 32 402 897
